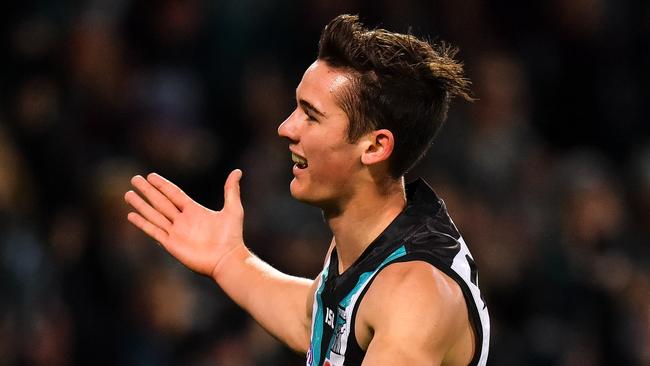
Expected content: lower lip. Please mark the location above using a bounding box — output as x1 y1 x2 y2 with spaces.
293 164 306 175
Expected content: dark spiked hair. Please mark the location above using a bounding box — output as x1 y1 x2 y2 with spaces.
318 14 473 178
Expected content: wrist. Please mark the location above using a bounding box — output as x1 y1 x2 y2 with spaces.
210 243 250 282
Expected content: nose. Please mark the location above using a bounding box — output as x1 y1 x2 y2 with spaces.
278 109 299 142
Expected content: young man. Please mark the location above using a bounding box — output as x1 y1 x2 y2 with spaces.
125 14 490 366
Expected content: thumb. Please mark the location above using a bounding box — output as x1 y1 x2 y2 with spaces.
223 169 243 212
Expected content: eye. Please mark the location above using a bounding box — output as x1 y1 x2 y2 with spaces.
303 109 318 122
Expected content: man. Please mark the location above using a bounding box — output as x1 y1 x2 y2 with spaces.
125 14 489 365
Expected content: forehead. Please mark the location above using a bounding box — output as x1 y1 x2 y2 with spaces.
296 60 352 110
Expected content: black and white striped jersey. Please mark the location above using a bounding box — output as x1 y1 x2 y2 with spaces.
306 178 490 366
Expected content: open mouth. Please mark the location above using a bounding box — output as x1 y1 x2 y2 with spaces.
291 152 308 169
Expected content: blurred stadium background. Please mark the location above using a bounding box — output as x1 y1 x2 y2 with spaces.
0 0 649 365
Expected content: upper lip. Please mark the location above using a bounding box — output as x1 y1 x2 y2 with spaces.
289 148 306 160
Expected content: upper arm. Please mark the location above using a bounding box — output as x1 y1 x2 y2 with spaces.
358 261 469 366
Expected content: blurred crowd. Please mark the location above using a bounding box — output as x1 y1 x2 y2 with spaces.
0 0 648 365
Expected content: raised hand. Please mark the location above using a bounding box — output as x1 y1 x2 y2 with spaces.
124 169 245 278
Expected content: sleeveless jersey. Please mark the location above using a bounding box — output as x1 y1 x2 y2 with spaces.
306 178 490 366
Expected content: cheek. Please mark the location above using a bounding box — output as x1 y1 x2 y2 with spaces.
303 130 360 181
312 151 357 179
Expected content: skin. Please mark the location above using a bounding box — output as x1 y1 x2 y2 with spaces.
125 60 475 365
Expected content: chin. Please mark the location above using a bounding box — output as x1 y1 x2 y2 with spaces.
289 178 307 200
289 179 338 212
289 179 314 203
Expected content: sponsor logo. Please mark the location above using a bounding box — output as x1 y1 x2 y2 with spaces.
325 307 335 329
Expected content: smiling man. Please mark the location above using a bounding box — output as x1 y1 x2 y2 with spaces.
125 14 489 366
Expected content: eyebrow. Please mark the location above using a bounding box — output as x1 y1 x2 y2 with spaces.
299 99 327 118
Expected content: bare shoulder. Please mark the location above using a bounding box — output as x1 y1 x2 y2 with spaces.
356 260 472 363
366 261 466 315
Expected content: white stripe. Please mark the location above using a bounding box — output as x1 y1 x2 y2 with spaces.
308 255 331 366
451 237 491 366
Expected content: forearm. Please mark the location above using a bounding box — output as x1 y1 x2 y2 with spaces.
212 244 313 352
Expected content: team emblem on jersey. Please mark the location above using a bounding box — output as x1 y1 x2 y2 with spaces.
330 305 347 355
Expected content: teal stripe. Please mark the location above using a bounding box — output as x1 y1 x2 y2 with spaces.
324 245 407 359
310 264 329 366
341 245 407 308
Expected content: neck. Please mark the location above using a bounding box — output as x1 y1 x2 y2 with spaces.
325 177 407 273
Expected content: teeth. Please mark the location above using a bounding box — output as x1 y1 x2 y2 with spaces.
291 152 308 167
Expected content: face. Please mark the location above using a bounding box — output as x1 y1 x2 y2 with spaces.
278 60 366 210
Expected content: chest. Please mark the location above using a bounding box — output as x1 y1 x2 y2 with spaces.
307 246 407 366
307 275 369 366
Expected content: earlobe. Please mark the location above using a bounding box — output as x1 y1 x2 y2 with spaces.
361 129 394 165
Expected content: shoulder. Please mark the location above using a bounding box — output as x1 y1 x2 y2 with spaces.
356 261 469 355
365 260 466 321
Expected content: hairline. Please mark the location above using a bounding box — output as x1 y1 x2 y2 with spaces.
316 58 372 144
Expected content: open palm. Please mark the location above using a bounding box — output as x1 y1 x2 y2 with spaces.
124 170 244 277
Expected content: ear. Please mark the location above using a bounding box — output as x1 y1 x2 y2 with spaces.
360 129 395 166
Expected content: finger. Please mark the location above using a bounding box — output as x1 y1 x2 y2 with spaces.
131 175 181 220
146 173 192 211
223 169 243 212
127 212 168 245
124 190 173 231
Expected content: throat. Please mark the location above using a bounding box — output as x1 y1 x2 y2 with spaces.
335 239 369 275
327 187 407 274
